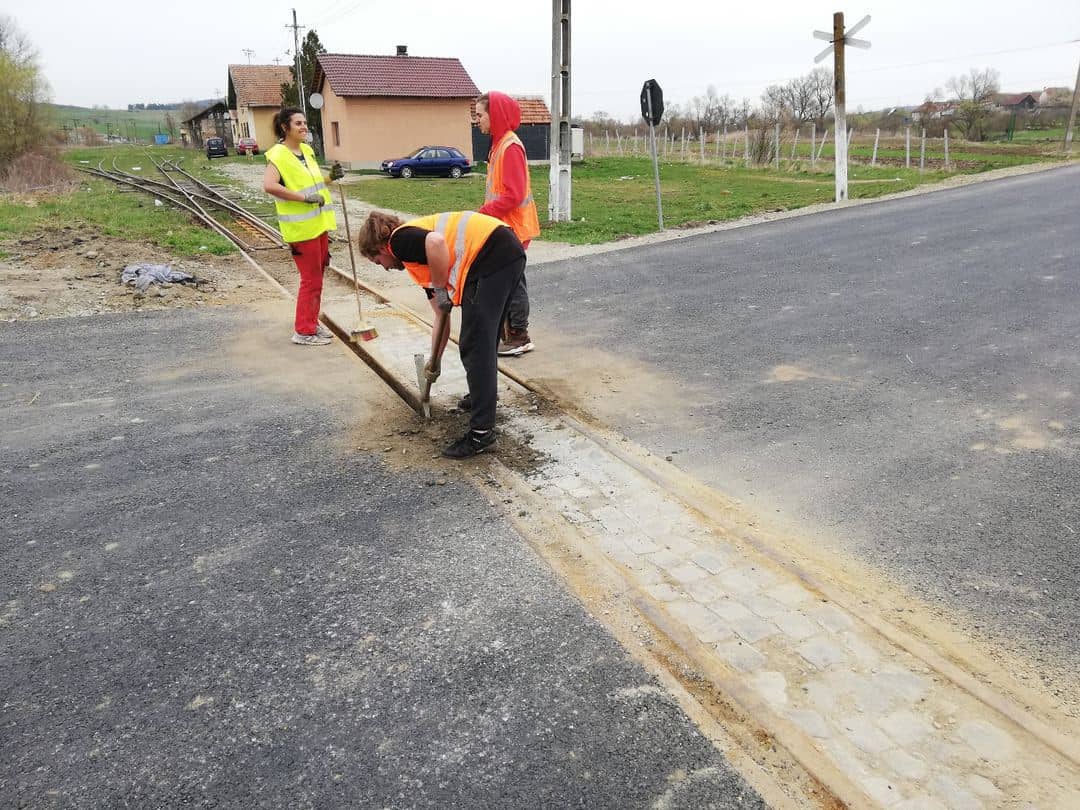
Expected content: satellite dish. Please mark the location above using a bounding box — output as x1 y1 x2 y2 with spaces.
309 93 324 110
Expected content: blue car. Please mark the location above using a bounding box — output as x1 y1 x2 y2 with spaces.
381 146 471 179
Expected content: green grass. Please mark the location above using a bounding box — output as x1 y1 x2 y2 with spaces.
48 104 184 144
348 153 1036 244
0 146 250 256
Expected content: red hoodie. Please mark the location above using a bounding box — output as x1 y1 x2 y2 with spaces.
477 91 529 241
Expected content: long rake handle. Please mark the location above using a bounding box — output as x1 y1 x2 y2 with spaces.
337 183 365 319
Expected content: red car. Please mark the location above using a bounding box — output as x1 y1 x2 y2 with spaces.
236 137 259 155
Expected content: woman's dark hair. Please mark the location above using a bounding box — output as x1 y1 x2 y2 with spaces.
272 107 305 140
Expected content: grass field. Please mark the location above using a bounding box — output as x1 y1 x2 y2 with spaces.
0 146 245 257
348 143 1063 244
48 104 187 145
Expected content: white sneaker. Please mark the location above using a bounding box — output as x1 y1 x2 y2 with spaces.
291 332 332 346
315 323 333 339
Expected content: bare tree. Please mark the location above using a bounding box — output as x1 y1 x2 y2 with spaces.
946 67 1000 141
759 68 834 126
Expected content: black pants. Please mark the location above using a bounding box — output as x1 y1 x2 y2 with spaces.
504 273 529 331
458 255 527 432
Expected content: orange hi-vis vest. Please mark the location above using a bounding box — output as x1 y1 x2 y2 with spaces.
390 212 504 305
485 132 540 243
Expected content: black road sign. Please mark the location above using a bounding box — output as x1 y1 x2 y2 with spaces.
640 79 664 126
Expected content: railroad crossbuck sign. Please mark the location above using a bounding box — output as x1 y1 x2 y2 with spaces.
812 12 871 203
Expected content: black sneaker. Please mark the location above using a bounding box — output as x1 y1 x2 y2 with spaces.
457 393 472 411
442 429 496 459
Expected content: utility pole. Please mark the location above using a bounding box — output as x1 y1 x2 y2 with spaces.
1064 51 1080 152
243 48 255 65
288 9 307 117
549 0 571 222
813 12 871 203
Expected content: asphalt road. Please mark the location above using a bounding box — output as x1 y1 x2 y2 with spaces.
530 165 1080 684
0 308 765 808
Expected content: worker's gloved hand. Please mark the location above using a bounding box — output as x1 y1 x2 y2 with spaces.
433 288 452 313
424 357 441 382
303 192 323 205
329 162 345 181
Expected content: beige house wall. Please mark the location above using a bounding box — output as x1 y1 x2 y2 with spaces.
233 107 279 150
320 87 474 168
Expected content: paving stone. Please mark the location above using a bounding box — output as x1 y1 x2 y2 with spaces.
797 637 848 670
841 715 895 754
803 678 841 716
667 562 709 585
954 720 1017 761
744 567 778 589
621 531 661 555
827 671 899 715
884 749 929 780
743 593 786 619
646 549 685 572
707 599 755 624
765 581 812 606
716 568 760 596
809 602 856 632
840 631 882 669
878 710 935 747
655 533 700 556
646 583 683 603
786 708 832 739
894 798 947 810
860 776 904 808
689 549 731 574
730 614 777 644
666 600 723 636
876 667 931 703
773 610 819 641
966 775 1003 800
683 577 726 604
693 617 735 644
751 671 788 708
591 505 636 534
928 773 985 810
715 640 766 672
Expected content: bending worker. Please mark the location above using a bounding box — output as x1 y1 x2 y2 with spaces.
475 92 540 357
263 107 344 346
357 210 525 459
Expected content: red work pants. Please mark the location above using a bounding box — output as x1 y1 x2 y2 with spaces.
290 231 330 335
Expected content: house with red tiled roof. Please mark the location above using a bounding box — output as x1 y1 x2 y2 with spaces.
469 96 552 162
311 47 480 168
227 64 293 151
992 93 1038 112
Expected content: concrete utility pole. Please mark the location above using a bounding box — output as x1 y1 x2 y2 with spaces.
813 12 871 203
549 0 571 222
1064 51 1080 152
288 9 307 117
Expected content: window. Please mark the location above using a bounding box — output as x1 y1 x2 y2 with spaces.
332 121 340 147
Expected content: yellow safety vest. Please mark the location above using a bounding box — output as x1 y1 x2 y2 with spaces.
265 142 336 243
485 131 540 243
390 212 505 305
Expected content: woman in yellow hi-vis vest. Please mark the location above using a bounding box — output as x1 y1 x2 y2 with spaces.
357 210 526 459
262 107 344 346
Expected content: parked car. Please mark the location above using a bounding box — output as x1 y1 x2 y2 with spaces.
381 146 471 179
206 137 228 159
235 137 259 155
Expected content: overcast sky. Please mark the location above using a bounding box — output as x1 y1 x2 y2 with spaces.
9 0 1078 119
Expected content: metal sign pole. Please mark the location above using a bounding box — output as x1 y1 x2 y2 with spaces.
649 121 664 231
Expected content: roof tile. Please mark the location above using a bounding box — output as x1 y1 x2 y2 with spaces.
229 64 294 108
317 54 478 98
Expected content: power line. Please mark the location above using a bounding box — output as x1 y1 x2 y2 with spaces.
860 37 1080 74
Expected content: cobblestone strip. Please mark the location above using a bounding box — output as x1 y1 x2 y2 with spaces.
507 410 1080 809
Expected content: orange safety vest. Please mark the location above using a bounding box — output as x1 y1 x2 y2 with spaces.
485 132 540 243
390 212 504 305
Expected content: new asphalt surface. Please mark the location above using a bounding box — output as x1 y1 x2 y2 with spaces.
0 307 765 808
530 164 1080 685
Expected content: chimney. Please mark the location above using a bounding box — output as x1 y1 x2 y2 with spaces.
396 45 408 56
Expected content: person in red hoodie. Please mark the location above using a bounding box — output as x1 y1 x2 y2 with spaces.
476 92 541 356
